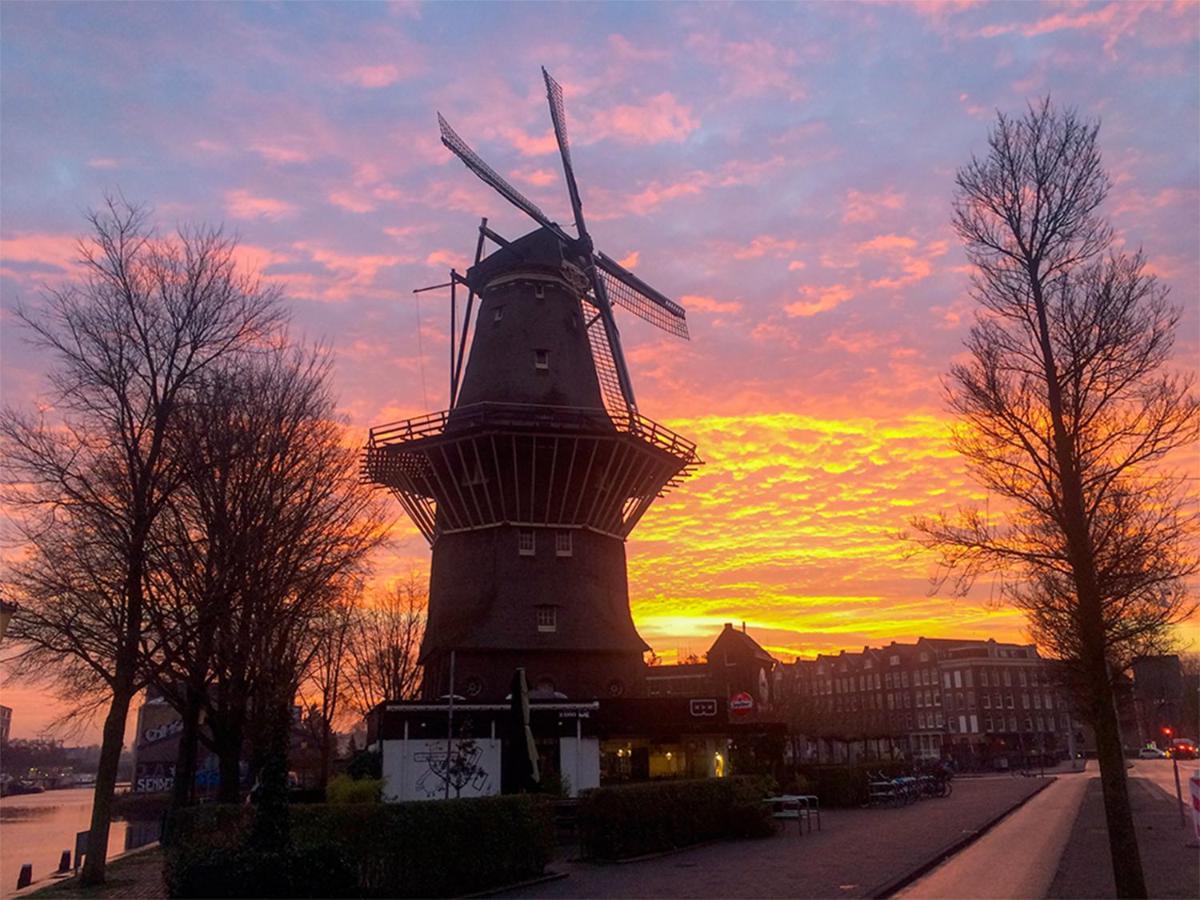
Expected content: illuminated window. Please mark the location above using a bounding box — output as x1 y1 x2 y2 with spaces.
536 607 557 632
534 349 550 370
518 529 536 556
555 530 573 557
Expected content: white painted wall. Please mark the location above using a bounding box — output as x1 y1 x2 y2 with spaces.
382 737 501 802
557 737 600 796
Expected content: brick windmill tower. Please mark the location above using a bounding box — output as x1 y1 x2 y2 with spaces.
365 70 699 702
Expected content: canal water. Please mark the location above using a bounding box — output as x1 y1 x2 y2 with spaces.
0 787 157 893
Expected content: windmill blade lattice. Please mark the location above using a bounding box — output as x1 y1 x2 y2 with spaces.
438 113 570 242
597 264 690 340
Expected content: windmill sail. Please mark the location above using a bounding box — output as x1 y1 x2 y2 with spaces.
597 261 690 340
585 309 631 419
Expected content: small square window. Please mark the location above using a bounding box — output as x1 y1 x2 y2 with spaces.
518 529 535 556
555 530 572 556
534 349 549 370
494 306 504 322
536 606 557 632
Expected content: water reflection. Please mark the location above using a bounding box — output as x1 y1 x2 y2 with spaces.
0 787 162 892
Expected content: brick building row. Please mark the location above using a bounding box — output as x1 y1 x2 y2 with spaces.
775 637 1081 767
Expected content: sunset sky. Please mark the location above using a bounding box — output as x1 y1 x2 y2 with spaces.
2 1 1197 740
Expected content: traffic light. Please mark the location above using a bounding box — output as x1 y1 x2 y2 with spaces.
1161 726 1173 738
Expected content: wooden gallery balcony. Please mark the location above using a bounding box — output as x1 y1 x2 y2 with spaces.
362 401 701 544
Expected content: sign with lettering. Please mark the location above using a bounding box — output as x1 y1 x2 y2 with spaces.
689 699 718 717
729 692 754 717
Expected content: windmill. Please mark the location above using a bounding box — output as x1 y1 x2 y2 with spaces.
364 69 700 703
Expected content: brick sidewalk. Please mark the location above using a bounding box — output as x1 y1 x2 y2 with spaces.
22 848 164 900
505 777 1049 899
1048 775 1198 899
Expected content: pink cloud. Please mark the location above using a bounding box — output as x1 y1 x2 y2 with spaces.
498 126 559 157
342 64 402 88
513 167 558 187
686 32 807 100
225 189 297 221
251 143 311 164
857 234 918 253
732 235 800 260
328 191 376 213
785 284 855 317
618 250 640 268
291 242 407 300
0 232 80 280
842 189 907 223
590 93 698 145
683 294 743 314
86 157 121 169
425 249 465 270
788 260 807 271
230 243 291 276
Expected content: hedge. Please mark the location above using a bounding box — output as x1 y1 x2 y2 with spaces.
576 776 774 860
165 795 555 898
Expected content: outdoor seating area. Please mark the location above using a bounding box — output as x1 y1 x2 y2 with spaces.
763 794 822 834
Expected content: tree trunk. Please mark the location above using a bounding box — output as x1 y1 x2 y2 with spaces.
1028 275 1148 899
251 688 293 855
215 719 244 804
171 687 203 812
79 677 135 885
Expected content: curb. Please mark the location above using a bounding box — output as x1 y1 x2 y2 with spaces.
868 777 1056 899
465 869 570 897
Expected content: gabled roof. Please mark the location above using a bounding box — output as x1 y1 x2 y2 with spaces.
707 622 776 665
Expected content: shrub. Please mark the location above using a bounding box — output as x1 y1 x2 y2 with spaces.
325 774 381 804
165 795 555 898
577 776 774 860
788 762 912 807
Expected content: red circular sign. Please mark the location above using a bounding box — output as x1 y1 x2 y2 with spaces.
729 692 754 717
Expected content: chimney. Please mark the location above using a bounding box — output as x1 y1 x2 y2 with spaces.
741 621 746 633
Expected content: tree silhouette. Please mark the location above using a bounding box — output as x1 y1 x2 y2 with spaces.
914 98 1198 898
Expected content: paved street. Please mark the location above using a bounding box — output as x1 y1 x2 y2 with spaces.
897 770 1091 899
903 760 1198 900
507 777 1049 899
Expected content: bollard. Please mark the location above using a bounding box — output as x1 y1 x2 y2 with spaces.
57 850 71 873
17 863 33 890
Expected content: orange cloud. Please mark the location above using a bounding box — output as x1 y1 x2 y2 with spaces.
857 234 918 253
784 284 855 317
225 189 297 221
618 250 640 268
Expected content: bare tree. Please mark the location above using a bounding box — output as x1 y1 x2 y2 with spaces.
914 99 1198 898
300 587 358 789
344 576 426 716
145 345 386 813
1 199 282 883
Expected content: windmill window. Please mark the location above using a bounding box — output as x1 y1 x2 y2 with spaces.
518 529 536 556
555 530 573 557
534 349 550 370
534 284 545 299
494 306 504 322
536 606 557 633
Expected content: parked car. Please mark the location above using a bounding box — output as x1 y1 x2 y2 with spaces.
1138 746 1167 759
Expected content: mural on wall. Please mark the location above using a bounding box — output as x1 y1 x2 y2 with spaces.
384 738 501 801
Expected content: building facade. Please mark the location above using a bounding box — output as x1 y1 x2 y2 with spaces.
778 637 1079 768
